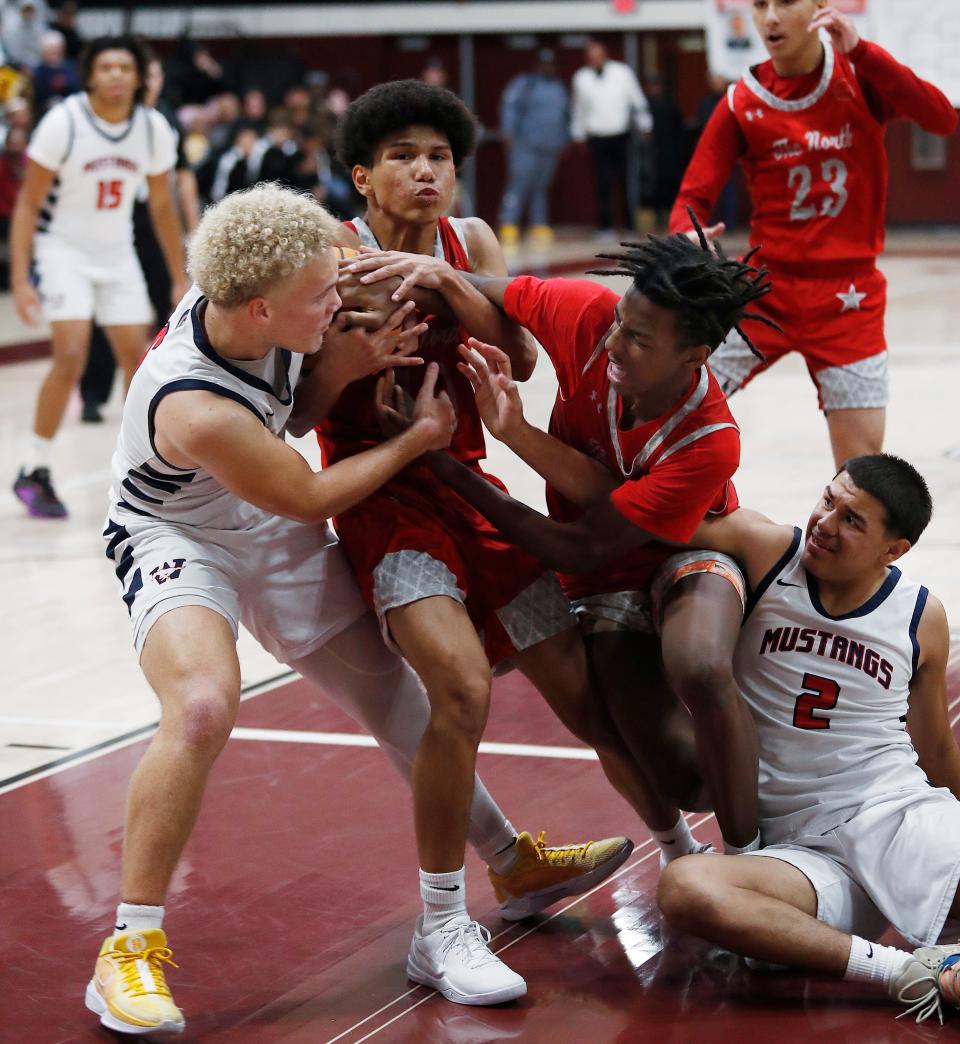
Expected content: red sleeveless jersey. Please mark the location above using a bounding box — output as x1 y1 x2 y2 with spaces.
729 40 887 270
505 276 740 600
318 215 486 467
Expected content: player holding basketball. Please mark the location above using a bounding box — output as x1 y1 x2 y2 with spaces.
89 185 620 1036
301 81 640 1005
368 226 775 857
658 454 960 1025
670 2 957 467
11 35 188 518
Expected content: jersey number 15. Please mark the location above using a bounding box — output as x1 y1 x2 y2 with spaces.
793 672 840 730
96 179 123 210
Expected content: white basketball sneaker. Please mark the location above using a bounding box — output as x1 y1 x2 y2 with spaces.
406 916 527 1006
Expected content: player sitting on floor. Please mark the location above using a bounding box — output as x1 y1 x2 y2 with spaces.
658 454 960 1025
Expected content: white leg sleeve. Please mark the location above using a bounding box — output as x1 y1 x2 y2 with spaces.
286 611 514 855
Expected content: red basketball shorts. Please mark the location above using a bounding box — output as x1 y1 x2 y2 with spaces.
709 264 888 411
332 463 575 666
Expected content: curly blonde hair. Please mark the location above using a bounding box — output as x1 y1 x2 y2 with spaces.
188 183 341 307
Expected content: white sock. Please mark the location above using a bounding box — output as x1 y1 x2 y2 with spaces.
474 821 520 876
843 936 912 989
723 833 761 855
419 867 468 934
24 434 53 473
652 814 701 862
114 902 164 936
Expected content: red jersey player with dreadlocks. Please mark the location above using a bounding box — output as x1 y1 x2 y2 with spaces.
372 218 777 861
670 1 956 467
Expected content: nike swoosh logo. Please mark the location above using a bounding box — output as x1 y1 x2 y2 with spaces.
434 885 461 891
661 839 676 845
776 579 801 588
866 943 874 958
114 923 127 931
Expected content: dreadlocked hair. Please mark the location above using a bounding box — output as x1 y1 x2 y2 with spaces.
588 209 779 359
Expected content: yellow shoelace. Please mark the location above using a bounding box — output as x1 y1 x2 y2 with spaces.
109 946 179 998
534 831 592 867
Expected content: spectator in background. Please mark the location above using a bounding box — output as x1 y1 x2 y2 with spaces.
3 0 46 69
420 55 448 89
30 29 79 115
643 74 687 228
497 47 568 249
241 85 267 132
208 118 260 201
571 38 651 237
0 93 31 146
49 0 81 61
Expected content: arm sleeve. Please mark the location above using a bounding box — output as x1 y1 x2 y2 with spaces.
25 103 71 171
610 428 740 542
850 40 958 134
503 276 619 397
668 97 745 233
146 110 178 175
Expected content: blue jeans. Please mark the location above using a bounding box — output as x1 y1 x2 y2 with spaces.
498 144 563 227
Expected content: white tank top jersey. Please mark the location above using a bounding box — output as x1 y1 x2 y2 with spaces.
108 285 329 538
27 93 176 254
737 527 932 845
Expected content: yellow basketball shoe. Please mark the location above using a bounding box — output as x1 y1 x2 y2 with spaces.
85 928 185 1035
488 830 633 921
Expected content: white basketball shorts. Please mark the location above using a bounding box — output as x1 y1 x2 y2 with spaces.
34 235 152 326
751 787 960 946
102 510 368 663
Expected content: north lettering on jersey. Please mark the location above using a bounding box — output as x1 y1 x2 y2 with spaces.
758 623 894 689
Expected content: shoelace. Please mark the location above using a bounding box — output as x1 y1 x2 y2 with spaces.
109 946 179 998
534 830 591 867
896 968 943 1025
437 921 500 970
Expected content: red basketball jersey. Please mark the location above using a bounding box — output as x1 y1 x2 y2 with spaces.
729 40 887 269
318 215 486 467
505 276 740 599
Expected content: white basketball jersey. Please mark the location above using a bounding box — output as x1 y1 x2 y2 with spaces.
736 527 931 845
28 93 176 254
108 285 329 538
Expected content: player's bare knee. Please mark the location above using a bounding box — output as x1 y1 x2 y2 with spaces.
427 670 492 742
171 692 236 757
657 856 717 929
672 656 737 715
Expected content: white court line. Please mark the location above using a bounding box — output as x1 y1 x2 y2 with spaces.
0 671 295 796
327 812 716 1044
230 727 598 761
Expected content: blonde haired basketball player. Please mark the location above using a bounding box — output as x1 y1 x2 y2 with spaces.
658 455 960 1024
88 184 457 1035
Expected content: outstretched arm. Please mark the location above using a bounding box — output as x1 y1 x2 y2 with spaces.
908 595 960 799
156 363 455 525
687 509 796 588
457 339 619 509
377 370 650 572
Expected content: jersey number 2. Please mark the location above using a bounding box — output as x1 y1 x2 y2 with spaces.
97 179 123 210
787 159 848 222
792 672 840 730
